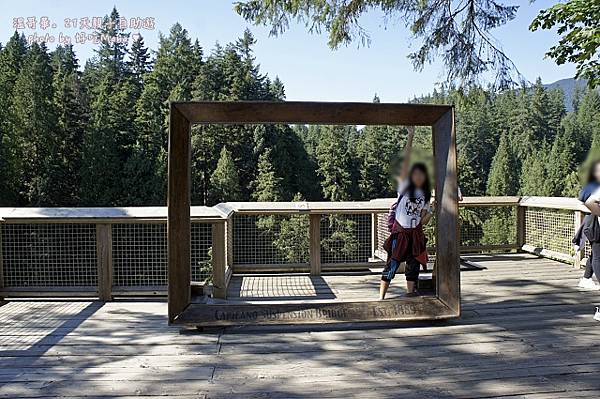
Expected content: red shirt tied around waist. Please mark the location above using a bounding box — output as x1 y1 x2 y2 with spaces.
383 221 428 268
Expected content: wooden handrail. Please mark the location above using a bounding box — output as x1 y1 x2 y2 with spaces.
0 196 590 223
0 206 227 223
518 196 589 212
220 201 392 214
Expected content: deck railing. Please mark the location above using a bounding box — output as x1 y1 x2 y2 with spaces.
519 196 590 267
0 207 225 300
0 196 590 300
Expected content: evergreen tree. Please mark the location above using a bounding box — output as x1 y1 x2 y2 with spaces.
356 125 404 199
252 124 318 200
0 17 597 212
81 8 137 205
191 32 280 203
10 42 59 205
125 25 200 205
81 77 124 205
547 131 577 196
127 35 151 98
252 149 283 201
520 150 551 196
454 87 496 195
209 147 241 204
270 76 285 100
314 125 361 260
0 32 27 204
50 45 87 205
563 171 581 198
529 78 552 143
560 112 588 166
577 89 600 143
273 193 310 263
315 126 357 201
487 135 519 196
484 134 518 245
96 7 130 81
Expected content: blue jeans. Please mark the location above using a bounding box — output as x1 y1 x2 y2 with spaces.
381 238 420 282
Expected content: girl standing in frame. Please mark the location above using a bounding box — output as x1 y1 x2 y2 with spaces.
380 127 432 299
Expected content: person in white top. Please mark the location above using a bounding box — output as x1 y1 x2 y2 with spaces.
579 161 600 321
577 163 600 291
394 177 432 228
379 126 432 300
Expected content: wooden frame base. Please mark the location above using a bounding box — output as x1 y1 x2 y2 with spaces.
168 101 459 325
173 297 456 327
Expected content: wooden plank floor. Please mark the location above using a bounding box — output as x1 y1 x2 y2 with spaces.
226 258 440 302
226 272 408 301
1 253 599 398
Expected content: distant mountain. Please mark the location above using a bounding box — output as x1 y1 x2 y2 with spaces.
543 77 595 112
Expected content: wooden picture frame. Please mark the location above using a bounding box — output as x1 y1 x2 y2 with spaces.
168 101 459 325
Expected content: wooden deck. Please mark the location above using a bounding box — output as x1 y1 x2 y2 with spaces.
1 253 599 398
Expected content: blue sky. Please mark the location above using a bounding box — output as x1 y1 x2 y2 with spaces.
0 0 576 102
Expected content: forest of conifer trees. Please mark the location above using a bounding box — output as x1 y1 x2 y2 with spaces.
1 8 599 210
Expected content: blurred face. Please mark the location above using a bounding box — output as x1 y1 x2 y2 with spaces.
594 163 600 182
411 167 427 188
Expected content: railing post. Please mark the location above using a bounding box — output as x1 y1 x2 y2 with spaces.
371 212 378 259
226 218 233 270
573 210 585 269
96 223 113 301
309 214 321 276
212 221 227 299
516 205 526 250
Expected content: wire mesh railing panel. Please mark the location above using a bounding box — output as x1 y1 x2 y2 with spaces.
524 207 575 257
1 224 97 288
462 206 517 247
320 214 371 264
191 223 212 283
376 212 388 255
112 224 166 287
375 205 518 258
112 222 212 287
232 214 310 265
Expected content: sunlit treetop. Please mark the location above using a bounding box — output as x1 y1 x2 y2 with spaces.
530 0 600 89
235 0 523 89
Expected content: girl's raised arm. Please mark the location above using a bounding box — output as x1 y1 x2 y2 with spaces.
398 126 415 182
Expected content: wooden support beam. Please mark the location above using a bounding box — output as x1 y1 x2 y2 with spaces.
226 218 233 269
573 210 585 269
174 297 456 327
517 206 526 250
432 109 460 316
212 221 227 299
371 213 379 260
96 224 113 301
167 101 461 325
309 214 321 276
168 106 192 323
175 101 452 126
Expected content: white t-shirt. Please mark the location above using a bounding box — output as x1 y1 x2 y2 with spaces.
395 179 431 228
